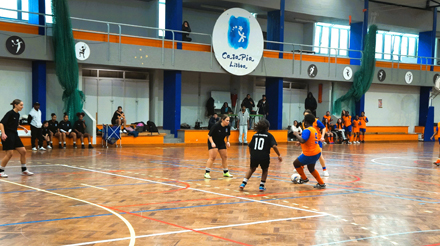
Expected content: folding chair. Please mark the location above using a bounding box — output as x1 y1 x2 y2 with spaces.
102 125 121 148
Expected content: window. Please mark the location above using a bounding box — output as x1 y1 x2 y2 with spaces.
0 0 52 23
158 0 165 37
0 0 18 19
375 30 418 61
313 22 350 56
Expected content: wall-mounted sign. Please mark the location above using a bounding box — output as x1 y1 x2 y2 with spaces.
308 64 318 78
6 36 25 55
377 69 386 82
343 67 353 80
75 42 90 61
405 71 413 84
378 99 382 108
212 8 264 76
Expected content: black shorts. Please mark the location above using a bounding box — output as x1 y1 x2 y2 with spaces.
250 157 270 169
65 132 75 138
208 140 226 150
1 132 24 151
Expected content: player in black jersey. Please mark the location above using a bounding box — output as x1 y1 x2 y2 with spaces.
48 113 62 149
204 115 233 179
239 119 282 191
59 113 77 148
0 99 33 178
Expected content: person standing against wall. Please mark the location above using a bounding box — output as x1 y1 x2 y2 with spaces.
29 102 45 151
305 92 317 117
257 95 269 125
237 105 250 145
242 94 255 129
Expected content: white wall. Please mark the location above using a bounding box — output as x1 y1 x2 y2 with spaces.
183 7 218 44
46 63 65 120
258 18 304 52
365 84 419 132
149 70 163 126
0 58 32 118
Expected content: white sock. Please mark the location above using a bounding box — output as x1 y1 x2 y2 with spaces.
63 142 66 144
50 141 52 144
81 142 84 145
242 178 249 183
59 141 61 144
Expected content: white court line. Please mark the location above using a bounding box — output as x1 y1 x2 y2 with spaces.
80 184 107 190
59 164 329 216
372 157 438 170
0 179 135 246
64 214 326 246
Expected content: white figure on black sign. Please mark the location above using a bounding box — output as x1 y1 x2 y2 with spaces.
79 46 86 58
379 71 384 80
309 66 315 76
11 39 23 54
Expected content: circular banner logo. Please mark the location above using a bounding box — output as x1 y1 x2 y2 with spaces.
377 69 386 82
405 71 413 84
343 67 353 80
308 64 318 78
6 36 25 55
75 42 90 61
212 8 264 76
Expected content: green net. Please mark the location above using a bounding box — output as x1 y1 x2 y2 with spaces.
52 0 85 122
333 25 377 116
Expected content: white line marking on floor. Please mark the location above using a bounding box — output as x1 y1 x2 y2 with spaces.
81 184 107 190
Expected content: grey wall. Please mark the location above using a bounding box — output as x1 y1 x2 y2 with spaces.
182 7 218 44
68 0 158 38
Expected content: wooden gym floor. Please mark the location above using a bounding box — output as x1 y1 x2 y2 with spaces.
0 142 439 246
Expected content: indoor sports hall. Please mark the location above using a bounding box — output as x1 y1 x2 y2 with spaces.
0 0 439 245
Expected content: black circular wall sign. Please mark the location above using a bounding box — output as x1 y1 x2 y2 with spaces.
377 69 386 82
308 64 318 78
6 36 25 55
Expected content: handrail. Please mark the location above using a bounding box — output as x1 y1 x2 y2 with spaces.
1 6 439 73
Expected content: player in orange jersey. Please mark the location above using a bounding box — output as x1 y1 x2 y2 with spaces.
352 115 361 144
430 123 440 166
292 114 326 188
323 117 334 144
359 112 369 143
303 110 329 176
322 111 332 125
343 111 353 144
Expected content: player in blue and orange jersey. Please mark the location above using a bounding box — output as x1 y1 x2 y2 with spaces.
303 110 329 176
352 115 361 144
292 114 326 188
322 111 332 125
430 123 440 166
323 117 334 144
359 111 369 143
343 111 353 144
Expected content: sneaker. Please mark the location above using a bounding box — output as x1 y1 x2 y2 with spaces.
32 147 37 151
348 142 352 145
323 170 329 177
47 145 52 149
259 186 266 192
73 144 77 149
59 144 63 149
223 172 233 178
81 145 85 149
244 143 248 145
293 178 309 184
88 145 94 149
435 163 440 167
39 147 46 151
0 172 8 178
330 142 334 144
64 144 66 149
22 170 34 176
239 183 246 190
204 173 211 179
314 183 326 189
361 141 365 143
122 129 128 133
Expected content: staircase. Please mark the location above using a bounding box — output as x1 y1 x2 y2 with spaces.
161 129 184 144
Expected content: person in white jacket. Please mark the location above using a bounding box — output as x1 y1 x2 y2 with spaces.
28 102 45 151
288 120 302 140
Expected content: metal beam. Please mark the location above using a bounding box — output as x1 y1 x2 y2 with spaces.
369 0 431 11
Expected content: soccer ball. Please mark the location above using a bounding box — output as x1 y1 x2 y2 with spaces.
291 174 301 183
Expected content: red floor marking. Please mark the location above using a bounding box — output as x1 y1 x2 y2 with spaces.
74 177 125 180
424 244 440 246
105 205 251 246
114 187 354 208
337 174 361 184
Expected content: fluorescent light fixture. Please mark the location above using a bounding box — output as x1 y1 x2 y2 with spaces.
200 4 226 11
294 18 316 23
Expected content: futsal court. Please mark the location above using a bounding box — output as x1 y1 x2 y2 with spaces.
0 142 439 246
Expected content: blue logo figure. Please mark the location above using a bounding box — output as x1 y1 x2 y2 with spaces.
228 16 250 49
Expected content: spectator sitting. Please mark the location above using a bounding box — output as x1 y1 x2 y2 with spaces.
112 106 127 133
288 120 302 140
74 112 93 149
59 113 77 149
220 102 232 115
41 121 51 148
48 113 61 149
208 113 219 130
182 21 192 42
